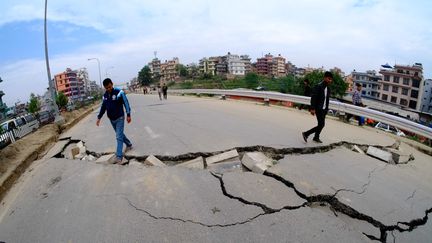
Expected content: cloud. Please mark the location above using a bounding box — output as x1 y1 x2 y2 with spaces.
1 0 431 105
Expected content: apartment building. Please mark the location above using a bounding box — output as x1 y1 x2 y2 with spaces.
351 70 381 99
160 57 180 83
378 63 424 110
420 79 432 113
255 53 287 77
199 57 218 76
226 52 246 77
240 55 252 74
55 68 85 102
148 58 161 79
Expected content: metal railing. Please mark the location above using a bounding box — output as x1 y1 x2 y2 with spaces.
169 89 432 139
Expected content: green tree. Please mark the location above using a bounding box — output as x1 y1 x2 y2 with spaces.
304 71 347 98
28 93 40 114
138 66 152 86
56 92 68 109
244 73 259 89
176 64 188 77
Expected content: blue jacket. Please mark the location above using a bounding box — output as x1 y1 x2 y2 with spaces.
97 87 131 120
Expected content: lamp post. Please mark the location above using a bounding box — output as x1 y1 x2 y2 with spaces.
88 58 102 88
44 0 64 124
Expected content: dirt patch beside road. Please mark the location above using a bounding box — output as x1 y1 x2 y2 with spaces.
0 103 100 201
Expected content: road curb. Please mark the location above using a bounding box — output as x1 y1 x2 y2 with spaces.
0 103 100 202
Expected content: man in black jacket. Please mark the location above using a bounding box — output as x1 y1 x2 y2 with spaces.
302 71 333 143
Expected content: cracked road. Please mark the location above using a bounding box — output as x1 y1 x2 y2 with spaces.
1 94 431 243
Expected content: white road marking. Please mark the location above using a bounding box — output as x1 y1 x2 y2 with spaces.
145 126 160 139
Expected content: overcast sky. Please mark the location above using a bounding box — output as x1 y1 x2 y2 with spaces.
0 0 431 106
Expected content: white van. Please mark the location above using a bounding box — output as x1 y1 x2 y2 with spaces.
0 114 40 139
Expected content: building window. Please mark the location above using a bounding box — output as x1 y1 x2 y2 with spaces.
384 75 390 81
402 88 409 95
362 84 367 88
400 99 408 106
411 90 419 99
390 96 397 103
403 78 410 85
412 79 420 88
392 86 399 93
383 84 389 91
409 100 417 109
382 94 388 101
362 91 366 95
393 77 400 83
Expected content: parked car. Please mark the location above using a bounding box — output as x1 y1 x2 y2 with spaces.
374 122 406 137
36 110 55 125
0 126 12 149
0 114 40 139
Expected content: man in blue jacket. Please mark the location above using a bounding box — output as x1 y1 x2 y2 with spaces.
302 71 333 143
96 78 133 164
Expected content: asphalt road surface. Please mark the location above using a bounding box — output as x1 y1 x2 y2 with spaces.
0 94 431 243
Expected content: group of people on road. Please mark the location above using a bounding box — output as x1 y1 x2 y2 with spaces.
97 72 365 163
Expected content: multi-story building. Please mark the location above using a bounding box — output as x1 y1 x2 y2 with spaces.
420 79 432 113
256 54 273 76
255 53 287 77
55 68 85 102
378 63 424 110
241 55 252 74
272 54 286 77
77 68 98 95
226 52 246 78
351 70 381 99
148 58 161 79
330 67 345 78
199 57 218 76
285 61 296 75
160 57 180 83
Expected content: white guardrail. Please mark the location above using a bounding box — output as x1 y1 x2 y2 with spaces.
169 89 432 140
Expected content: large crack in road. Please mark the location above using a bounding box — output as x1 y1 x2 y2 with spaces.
49 138 430 242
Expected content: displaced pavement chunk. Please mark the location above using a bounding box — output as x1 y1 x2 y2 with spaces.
176 157 204 169
144 155 166 167
241 152 274 174
43 139 70 159
206 149 239 165
366 146 394 164
95 154 116 164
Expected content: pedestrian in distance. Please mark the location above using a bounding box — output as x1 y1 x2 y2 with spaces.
299 78 311 110
157 84 162 100
346 83 365 126
96 78 133 164
162 83 168 100
302 71 333 143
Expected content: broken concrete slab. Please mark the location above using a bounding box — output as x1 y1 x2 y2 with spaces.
268 147 432 226
43 139 70 159
81 155 96 161
366 146 394 164
385 148 414 164
206 149 239 165
62 143 81 160
144 155 166 167
128 159 143 168
352 145 365 155
207 158 242 174
95 154 116 164
223 171 306 209
241 152 274 174
176 156 204 169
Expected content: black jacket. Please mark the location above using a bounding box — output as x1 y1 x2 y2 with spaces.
310 81 330 111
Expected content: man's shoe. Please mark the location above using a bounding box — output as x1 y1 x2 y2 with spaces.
302 132 308 142
125 145 133 153
114 157 127 165
313 138 323 143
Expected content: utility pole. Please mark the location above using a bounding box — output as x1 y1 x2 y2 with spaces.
44 0 64 124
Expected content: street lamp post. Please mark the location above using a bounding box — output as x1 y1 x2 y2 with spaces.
44 0 64 124
88 58 102 88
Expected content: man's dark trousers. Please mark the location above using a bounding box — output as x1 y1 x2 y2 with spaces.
304 109 327 139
